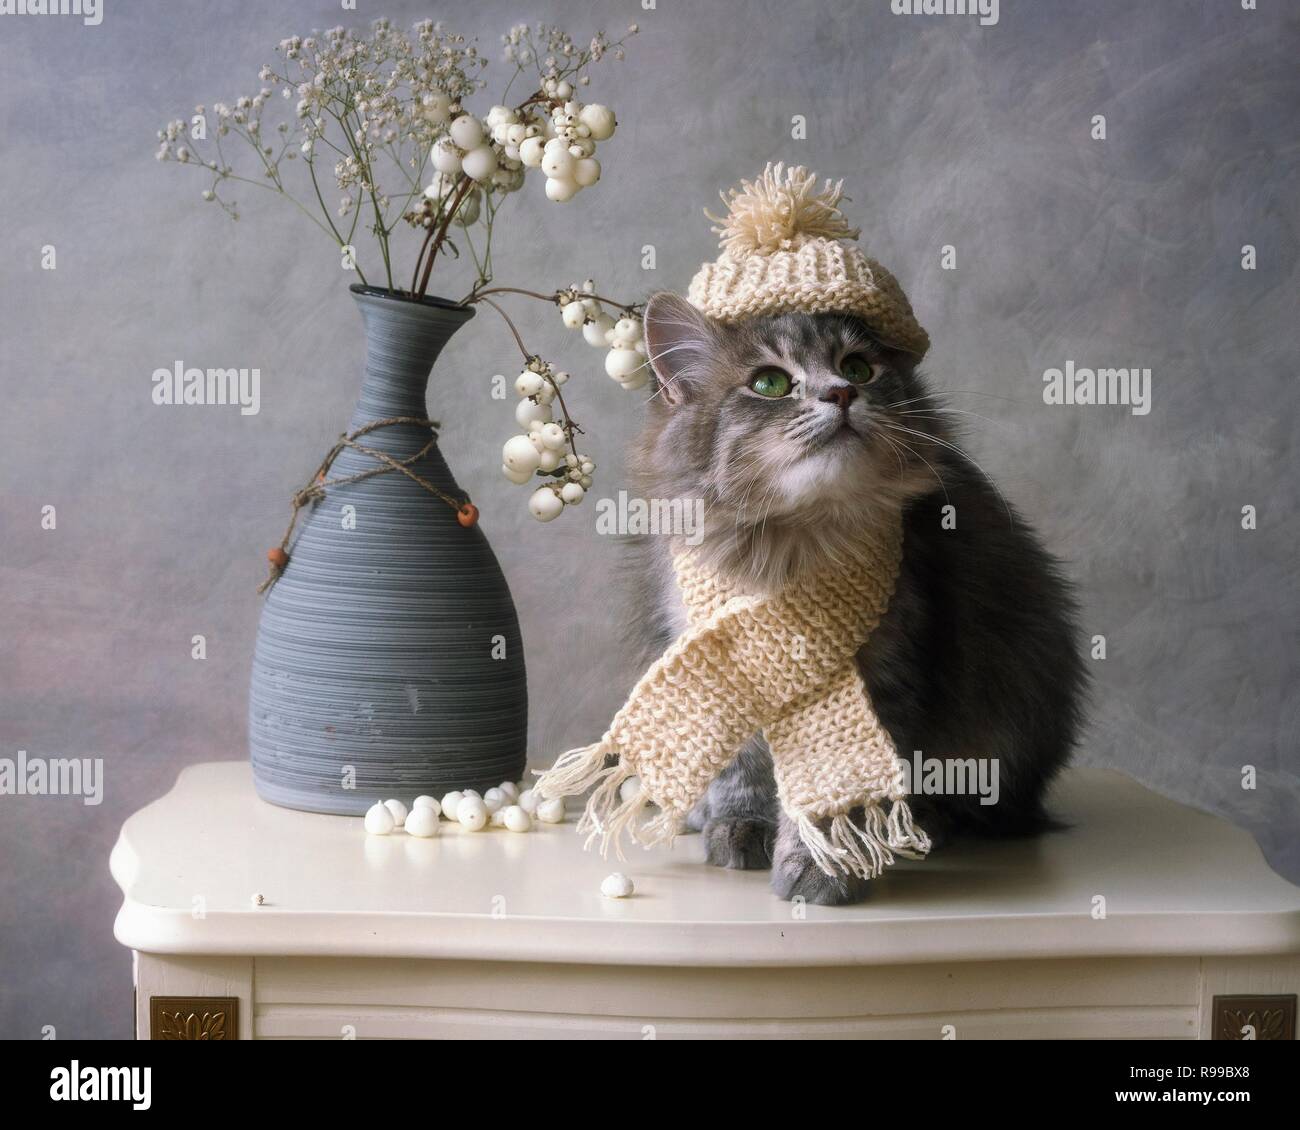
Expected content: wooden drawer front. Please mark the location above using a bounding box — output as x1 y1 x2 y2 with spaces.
253 956 1201 1040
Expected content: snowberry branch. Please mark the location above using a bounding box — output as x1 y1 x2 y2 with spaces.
486 279 649 522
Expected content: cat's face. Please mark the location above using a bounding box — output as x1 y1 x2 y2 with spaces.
635 293 945 533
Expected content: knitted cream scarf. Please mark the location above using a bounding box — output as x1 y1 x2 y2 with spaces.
536 515 931 880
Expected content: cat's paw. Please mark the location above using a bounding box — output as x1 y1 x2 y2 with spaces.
771 847 872 906
684 795 710 833
703 816 776 870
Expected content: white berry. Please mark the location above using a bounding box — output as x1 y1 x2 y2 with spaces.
573 157 601 187
483 787 506 814
413 795 441 816
544 175 579 203
605 348 644 381
560 482 585 504
583 313 615 347
517 789 540 814
561 300 586 329
456 795 488 831
538 421 567 450
541 145 575 180
579 104 616 141
430 140 461 174
503 434 542 474
600 872 634 899
515 398 551 428
420 92 451 125
383 798 408 827
536 797 566 824
449 114 484 149
364 801 395 835
519 136 545 167
440 791 464 819
461 144 498 182
514 370 545 397
619 776 642 804
404 806 440 837
529 487 565 522
503 806 532 833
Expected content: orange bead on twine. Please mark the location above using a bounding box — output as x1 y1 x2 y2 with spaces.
267 547 290 569
456 503 480 528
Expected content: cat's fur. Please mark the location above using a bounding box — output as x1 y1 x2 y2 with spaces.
623 292 1086 906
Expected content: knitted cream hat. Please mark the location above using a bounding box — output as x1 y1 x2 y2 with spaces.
687 162 930 357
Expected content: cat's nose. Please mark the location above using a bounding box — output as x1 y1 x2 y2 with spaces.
820 384 858 412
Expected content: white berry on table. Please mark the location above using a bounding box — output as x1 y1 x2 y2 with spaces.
364 801 395 836
455 795 488 831
536 797 565 824
383 798 408 827
503 805 533 833
404 806 440 838
600 873 634 898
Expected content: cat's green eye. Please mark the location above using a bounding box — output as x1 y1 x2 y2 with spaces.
841 355 880 385
751 368 793 398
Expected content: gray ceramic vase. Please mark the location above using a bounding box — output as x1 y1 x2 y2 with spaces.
249 285 528 814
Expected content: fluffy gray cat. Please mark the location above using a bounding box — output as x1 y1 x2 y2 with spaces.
624 291 1086 906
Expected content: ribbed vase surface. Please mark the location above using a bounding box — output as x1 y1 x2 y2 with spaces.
249 286 528 814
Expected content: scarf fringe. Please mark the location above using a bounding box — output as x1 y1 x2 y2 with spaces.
533 740 614 799
537 747 932 882
887 797 932 859
796 798 932 880
534 743 670 861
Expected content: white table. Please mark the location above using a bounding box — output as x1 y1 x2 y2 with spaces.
111 762 1300 1039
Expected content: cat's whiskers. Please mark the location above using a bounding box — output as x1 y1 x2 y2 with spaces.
750 452 802 580
644 337 709 405
874 423 952 507
872 424 911 479
723 441 779 509
886 389 1027 407
897 406 1002 429
879 419 1014 528
717 443 786 549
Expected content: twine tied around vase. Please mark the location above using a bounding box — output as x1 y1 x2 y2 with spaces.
258 416 478 594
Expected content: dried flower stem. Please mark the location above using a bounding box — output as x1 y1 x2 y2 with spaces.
476 295 583 461
462 284 638 311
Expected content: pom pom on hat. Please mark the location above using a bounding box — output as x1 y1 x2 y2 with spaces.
706 162 860 256
687 161 930 358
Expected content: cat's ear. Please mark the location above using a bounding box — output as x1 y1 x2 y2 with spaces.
642 292 716 406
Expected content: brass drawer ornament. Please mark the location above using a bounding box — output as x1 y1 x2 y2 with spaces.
149 996 239 1040
1211 995 1296 1041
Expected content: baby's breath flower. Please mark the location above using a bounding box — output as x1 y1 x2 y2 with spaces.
154 12 636 347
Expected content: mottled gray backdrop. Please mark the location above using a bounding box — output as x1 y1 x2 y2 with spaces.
1 0 1296 1039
